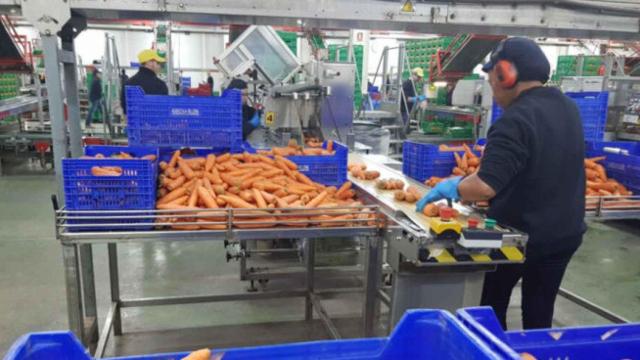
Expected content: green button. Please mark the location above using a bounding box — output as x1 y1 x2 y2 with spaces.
484 219 496 230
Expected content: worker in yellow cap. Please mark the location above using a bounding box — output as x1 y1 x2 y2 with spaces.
400 67 426 132
121 49 169 112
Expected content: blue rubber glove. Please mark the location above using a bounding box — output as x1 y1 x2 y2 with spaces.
249 112 260 128
416 176 462 212
416 95 427 102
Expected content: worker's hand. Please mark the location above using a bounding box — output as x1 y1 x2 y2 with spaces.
249 112 261 128
416 176 462 212
416 95 427 102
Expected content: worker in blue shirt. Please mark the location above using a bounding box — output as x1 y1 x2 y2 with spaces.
416 38 586 330
85 69 103 128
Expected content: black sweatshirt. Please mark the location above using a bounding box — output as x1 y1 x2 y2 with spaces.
121 67 168 112
478 87 586 257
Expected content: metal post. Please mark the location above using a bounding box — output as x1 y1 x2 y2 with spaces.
108 243 123 335
62 244 85 343
41 35 68 199
396 43 406 123
363 234 382 337
79 244 98 341
304 238 315 321
62 40 83 157
382 46 388 97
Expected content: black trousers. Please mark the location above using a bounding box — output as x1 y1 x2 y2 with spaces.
480 240 580 330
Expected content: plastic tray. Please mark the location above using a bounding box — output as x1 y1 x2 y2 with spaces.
62 146 159 231
126 86 242 150
457 306 640 360
4 309 503 360
566 92 609 142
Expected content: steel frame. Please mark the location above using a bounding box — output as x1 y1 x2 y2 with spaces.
55 207 387 357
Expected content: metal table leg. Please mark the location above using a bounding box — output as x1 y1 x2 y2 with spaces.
62 244 85 344
304 238 315 321
79 244 98 344
108 243 122 335
363 234 382 337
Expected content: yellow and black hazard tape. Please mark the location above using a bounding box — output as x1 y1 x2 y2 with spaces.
419 246 525 264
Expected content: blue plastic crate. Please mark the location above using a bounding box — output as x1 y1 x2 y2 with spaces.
585 141 640 194
287 141 348 187
244 141 348 187
566 92 609 142
5 310 503 360
402 141 459 182
62 146 159 231
126 86 242 149
457 306 640 360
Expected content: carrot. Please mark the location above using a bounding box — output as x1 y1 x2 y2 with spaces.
337 189 355 200
177 158 196 179
141 154 157 161
254 181 284 192
168 150 181 169
302 148 323 156
216 153 231 163
91 167 122 176
595 164 607 181
294 172 315 186
468 157 480 167
585 168 598 181
275 197 289 208
257 155 275 165
204 154 216 172
186 180 201 207
335 181 352 197
239 190 254 203
261 169 285 178
171 223 201 230
220 173 242 188
166 195 188 206
326 140 334 153
462 143 475 159
454 152 463 168
159 161 168 170
460 154 468 171
234 217 277 229
584 159 598 169
157 187 187 204
156 203 195 210
196 220 227 230
260 191 276 204
157 188 167 198
599 189 613 196
218 194 257 209
274 189 288 198
202 176 213 191
166 168 182 179
239 169 262 181
452 167 466 176
306 190 328 208
253 188 268 208
275 155 297 170
281 194 299 204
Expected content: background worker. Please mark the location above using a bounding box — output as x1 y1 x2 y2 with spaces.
85 69 103 129
121 49 169 113
400 67 427 132
416 37 586 330
226 70 260 140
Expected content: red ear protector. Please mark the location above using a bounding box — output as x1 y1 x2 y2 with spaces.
490 40 519 89
495 60 518 89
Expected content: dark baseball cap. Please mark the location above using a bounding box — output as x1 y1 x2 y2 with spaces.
482 37 550 84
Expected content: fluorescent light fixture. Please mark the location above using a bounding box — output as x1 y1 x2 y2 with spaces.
433 81 448 87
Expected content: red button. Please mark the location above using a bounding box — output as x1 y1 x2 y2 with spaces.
467 218 479 228
439 207 454 220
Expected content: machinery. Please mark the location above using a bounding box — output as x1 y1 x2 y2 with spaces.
349 154 527 327
215 26 356 146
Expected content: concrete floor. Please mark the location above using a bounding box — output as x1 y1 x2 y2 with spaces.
0 173 639 356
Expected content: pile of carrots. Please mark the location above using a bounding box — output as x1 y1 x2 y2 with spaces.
348 163 380 180
155 149 375 230
585 156 632 196
85 152 157 177
256 139 335 156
